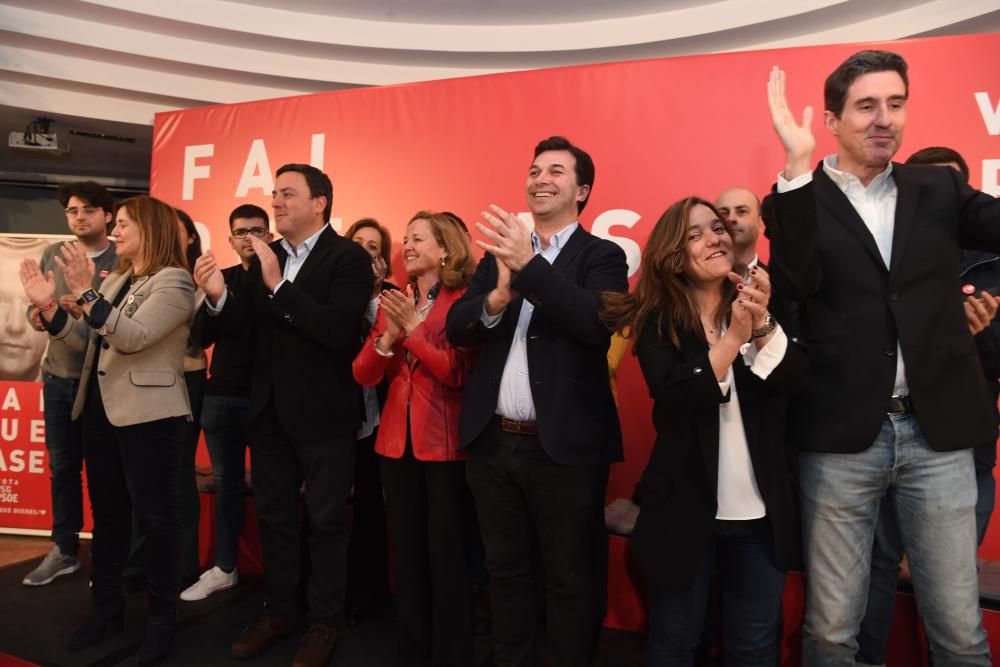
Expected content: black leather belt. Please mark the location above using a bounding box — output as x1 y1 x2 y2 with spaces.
495 415 538 435
887 395 913 415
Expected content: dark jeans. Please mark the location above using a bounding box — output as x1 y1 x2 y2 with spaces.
644 518 786 667
125 370 205 587
466 422 608 667
42 372 84 556
82 384 184 618
177 369 206 585
201 394 250 573
856 467 996 666
381 447 474 667
346 431 389 612
250 400 355 623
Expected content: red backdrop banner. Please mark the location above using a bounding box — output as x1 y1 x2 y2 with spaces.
149 32 1000 527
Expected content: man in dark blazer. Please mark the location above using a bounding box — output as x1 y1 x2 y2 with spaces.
195 164 372 667
766 52 1000 665
446 136 628 667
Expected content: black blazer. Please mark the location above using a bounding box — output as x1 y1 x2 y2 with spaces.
211 226 374 441
766 163 1000 454
629 322 806 589
446 226 629 465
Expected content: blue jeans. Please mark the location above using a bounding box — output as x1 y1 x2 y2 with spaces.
42 372 84 556
800 415 989 667
200 394 249 572
856 468 996 665
645 518 786 667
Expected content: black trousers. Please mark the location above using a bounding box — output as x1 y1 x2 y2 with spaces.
250 399 355 624
346 431 389 612
381 446 474 667
82 383 185 618
466 423 609 667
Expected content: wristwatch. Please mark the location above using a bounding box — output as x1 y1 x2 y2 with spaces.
76 288 102 306
751 313 777 339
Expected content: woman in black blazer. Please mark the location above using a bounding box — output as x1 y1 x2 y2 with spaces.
602 196 805 667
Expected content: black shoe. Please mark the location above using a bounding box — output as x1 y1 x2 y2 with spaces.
346 605 365 628
135 619 174 666
67 607 125 650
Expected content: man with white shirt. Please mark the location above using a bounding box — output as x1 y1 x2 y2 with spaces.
446 136 628 666
715 187 763 268
766 51 1000 666
194 164 372 667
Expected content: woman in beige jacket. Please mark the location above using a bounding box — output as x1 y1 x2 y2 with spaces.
20 195 195 666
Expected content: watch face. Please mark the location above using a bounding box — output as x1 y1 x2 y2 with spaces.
78 289 100 305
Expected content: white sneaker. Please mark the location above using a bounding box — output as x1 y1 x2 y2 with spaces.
180 566 238 601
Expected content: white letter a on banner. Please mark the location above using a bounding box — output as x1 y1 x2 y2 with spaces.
236 139 273 197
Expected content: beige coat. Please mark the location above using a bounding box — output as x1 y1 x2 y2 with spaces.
52 267 195 426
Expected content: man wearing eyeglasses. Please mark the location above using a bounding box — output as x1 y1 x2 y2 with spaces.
182 204 272 602
20 181 117 587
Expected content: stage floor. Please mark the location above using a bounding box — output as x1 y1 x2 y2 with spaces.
0 537 644 667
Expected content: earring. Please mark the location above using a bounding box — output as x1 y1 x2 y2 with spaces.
441 256 447 268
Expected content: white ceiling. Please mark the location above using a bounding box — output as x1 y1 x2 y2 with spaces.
1 0 999 126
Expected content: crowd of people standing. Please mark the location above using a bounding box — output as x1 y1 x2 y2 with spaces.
13 47 1000 667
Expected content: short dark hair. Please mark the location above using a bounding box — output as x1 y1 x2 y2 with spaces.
532 136 595 213
824 50 909 118
229 203 270 230
175 208 202 270
276 163 333 223
905 146 970 183
56 181 114 213
344 217 393 279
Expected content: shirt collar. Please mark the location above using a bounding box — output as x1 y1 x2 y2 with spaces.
281 224 327 258
531 221 579 253
822 154 894 192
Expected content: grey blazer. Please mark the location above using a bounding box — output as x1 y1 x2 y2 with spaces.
52 267 195 426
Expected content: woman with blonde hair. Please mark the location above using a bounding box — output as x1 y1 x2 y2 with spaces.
21 195 195 666
353 211 477 666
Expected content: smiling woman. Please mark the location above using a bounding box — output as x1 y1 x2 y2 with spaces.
600 196 805 666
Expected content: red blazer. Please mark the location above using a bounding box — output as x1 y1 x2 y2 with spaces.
352 286 471 461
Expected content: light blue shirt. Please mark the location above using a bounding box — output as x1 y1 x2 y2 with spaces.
481 222 579 421
207 223 329 313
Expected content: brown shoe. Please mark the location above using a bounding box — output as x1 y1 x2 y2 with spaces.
292 623 337 667
231 614 297 659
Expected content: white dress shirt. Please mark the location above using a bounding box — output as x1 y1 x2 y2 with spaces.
777 156 907 396
481 222 579 421
715 326 789 520
207 224 329 313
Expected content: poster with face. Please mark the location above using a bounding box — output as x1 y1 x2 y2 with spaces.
0 235 67 382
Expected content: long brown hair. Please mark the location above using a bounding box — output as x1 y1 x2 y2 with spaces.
115 196 188 275
406 211 475 290
601 197 743 349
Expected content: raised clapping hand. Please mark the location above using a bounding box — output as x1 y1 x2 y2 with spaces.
53 242 96 298
476 205 534 272
249 234 282 292
193 251 227 305
380 285 420 338
726 266 772 343
768 66 816 180
19 259 56 309
371 255 388 298
965 291 1000 336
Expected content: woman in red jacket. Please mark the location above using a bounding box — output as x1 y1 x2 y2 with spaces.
353 210 477 666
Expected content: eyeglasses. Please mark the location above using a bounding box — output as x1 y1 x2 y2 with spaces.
231 227 269 238
65 206 99 217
